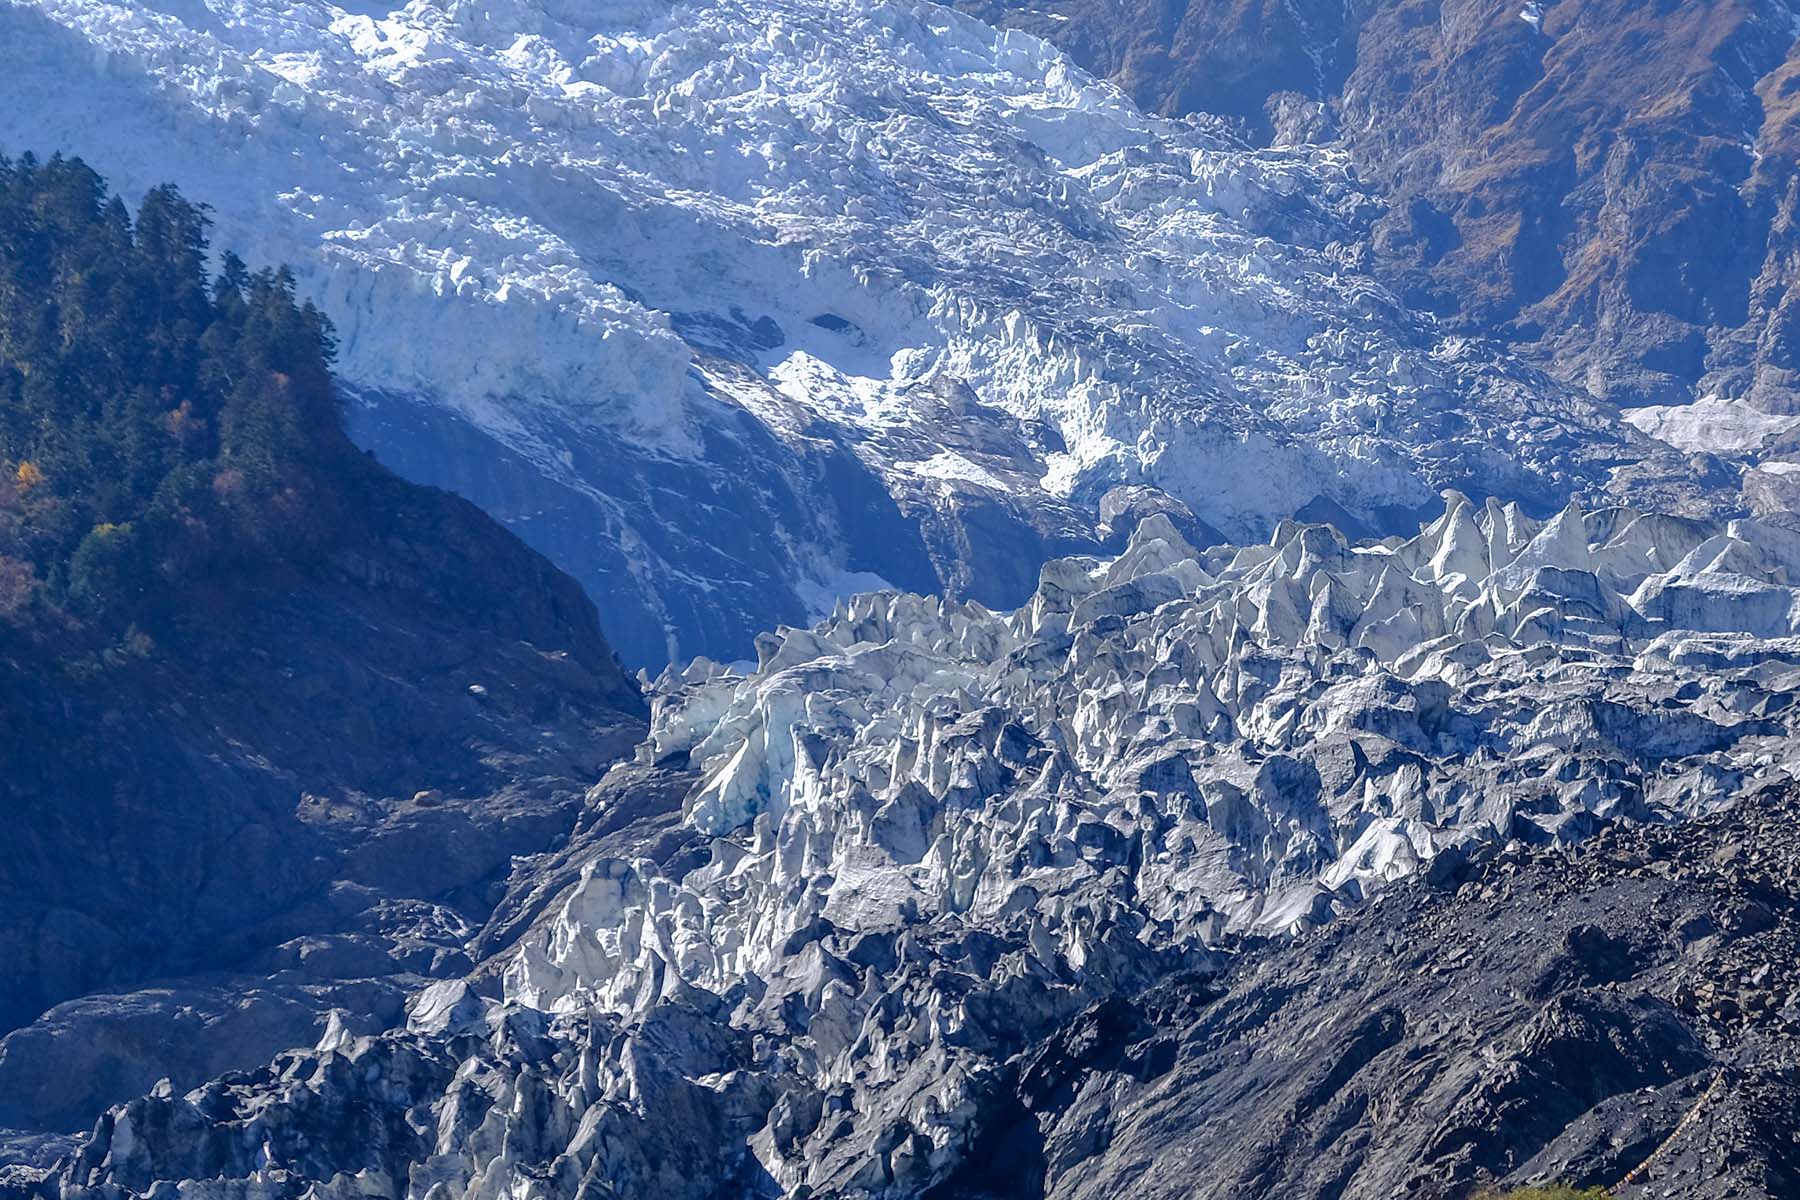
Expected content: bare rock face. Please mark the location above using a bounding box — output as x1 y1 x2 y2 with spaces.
955 0 1800 416
938 787 1800 1200
951 0 1358 141
0 976 417 1137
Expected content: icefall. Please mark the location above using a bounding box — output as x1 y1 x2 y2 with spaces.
0 0 1724 665
516 493 1800 1014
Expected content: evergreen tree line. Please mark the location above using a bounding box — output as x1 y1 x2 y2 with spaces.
0 152 347 629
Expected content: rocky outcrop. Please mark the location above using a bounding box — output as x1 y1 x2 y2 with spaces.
951 0 1356 141
0 975 419 1138
941 786 1800 1199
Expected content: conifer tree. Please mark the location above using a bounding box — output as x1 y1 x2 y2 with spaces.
0 153 345 641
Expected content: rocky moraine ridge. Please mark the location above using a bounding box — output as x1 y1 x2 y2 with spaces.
9 495 1800 1198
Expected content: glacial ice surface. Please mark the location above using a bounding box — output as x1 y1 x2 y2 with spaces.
512 494 1800 1026
53 498 1800 1200
0 0 1711 663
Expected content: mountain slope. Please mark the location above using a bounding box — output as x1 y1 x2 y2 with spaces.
7 1 1800 1194
0 153 645 1137
942 785 1800 1199
0 0 1742 666
957 0 1800 420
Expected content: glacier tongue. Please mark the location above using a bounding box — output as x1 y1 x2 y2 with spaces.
475 497 1797 1191
42 499 1800 1200
0 0 1725 665
514 495 1800 1011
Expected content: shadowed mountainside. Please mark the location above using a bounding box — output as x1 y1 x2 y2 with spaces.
0 154 646 1134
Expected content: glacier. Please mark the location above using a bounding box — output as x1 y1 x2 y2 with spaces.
28 495 1800 1199
514 493 1800 1016
0 0 1732 665
488 494 1800 1192
8 0 1800 1192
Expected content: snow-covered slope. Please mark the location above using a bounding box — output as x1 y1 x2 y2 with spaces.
0 0 1721 664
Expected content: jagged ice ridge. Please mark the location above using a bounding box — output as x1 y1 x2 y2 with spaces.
516 492 1800 1017
33 495 1800 1200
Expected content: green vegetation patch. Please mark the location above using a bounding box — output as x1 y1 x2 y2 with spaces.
0 151 348 642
